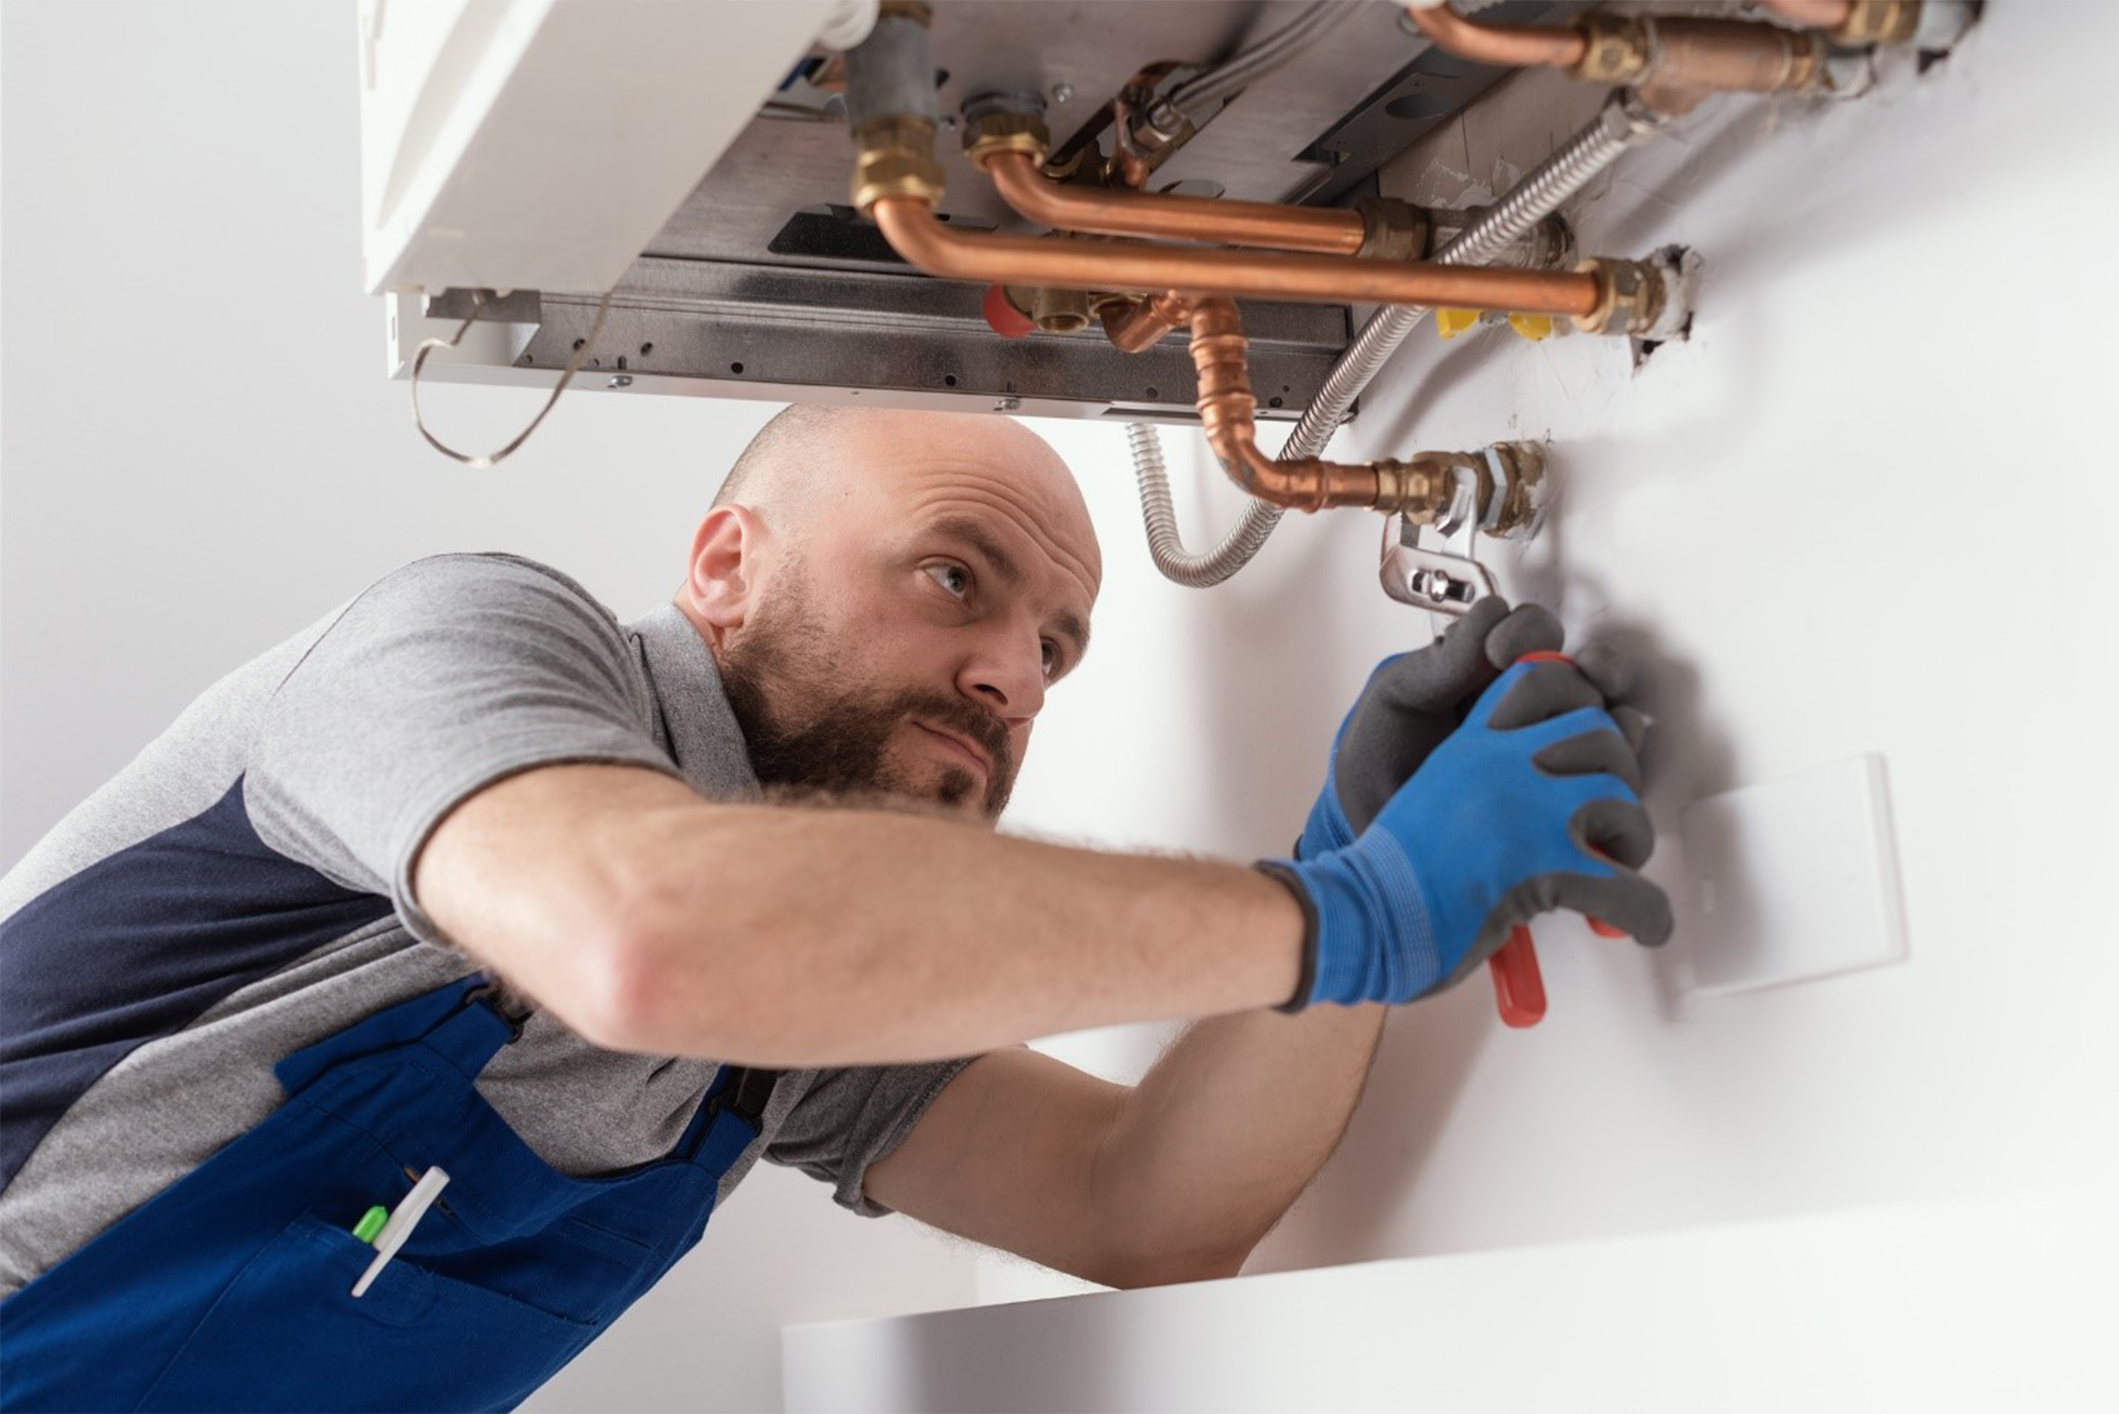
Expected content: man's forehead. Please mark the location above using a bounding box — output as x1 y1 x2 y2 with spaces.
830 412 1102 590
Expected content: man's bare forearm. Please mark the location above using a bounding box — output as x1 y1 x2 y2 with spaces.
1091 1002 1388 1280
604 798 1310 1065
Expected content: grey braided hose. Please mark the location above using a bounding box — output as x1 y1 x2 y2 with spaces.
1128 90 1667 588
1163 2 1366 119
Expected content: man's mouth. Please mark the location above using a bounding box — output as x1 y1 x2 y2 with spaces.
912 721 993 778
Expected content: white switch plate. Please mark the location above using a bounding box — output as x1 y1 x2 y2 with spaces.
1673 754 1909 999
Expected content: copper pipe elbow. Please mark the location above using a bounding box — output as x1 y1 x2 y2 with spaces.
1189 299 1365 513
869 197 1600 316
1406 3 1589 70
985 151 1367 257
1190 298 1473 520
1102 291 1192 353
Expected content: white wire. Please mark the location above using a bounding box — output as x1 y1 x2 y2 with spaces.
409 288 617 470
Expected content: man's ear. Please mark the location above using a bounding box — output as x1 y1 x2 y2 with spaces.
682 505 768 638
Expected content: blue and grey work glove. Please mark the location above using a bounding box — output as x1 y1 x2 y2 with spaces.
1299 596 1569 860
1262 653 1673 1011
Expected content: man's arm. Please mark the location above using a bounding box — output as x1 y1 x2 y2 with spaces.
413 762 1307 1065
864 1004 1388 1289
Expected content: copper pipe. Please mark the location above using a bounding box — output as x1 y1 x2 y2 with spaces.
1635 19 1824 108
1756 0 1854 26
1406 3 1587 69
1189 297 1466 516
1409 2 1825 113
985 151 1366 257
1102 291 1193 353
870 197 1600 316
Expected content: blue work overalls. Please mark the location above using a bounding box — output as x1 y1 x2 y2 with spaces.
0 976 772 1412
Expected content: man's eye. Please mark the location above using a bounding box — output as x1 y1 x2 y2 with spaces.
924 562 971 599
1041 640 1060 678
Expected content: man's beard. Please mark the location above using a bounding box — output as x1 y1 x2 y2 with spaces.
717 583 1016 820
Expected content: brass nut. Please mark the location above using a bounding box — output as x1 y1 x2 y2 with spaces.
1353 197 1430 262
1570 14 1652 84
963 111 1050 168
1369 459 1453 519
1570 257 1665 337
1481 442 1548 538
1831 0 1921 45
850 118 945 215
1028 286 1093 335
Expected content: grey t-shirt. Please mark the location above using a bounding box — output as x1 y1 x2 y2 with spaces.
0 553 979 1298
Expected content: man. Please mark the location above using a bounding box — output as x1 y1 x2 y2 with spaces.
0 406 1667 1410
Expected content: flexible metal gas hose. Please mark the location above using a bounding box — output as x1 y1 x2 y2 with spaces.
1127 421 1288 585
1127 89 1666 587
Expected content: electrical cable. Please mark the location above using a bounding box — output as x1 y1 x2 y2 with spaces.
409 287 617 469
1164 1 1364 118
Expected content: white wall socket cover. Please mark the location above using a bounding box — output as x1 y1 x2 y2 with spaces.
1673 753 1909 998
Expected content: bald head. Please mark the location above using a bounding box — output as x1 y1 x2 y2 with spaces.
711 404 859 523
711 405 1091 562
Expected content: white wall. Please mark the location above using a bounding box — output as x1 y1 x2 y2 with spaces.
1244 0 2119 1274
943 0 2119 1339
787 1183 2119 1413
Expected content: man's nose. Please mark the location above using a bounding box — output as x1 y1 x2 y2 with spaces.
958 636 1045 722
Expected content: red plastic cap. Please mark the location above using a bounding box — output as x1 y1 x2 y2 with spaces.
983 283 1035 340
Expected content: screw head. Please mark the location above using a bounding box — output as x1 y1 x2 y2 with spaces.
1050 82 1074 104
608 374 634 389
993 395 1021 412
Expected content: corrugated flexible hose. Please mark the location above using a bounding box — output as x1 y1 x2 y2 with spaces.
1127 90 1666 588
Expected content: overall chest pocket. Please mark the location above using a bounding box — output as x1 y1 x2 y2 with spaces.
137 1213 618 1413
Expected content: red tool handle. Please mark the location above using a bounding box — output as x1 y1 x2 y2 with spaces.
1489 926 1547 1027
1482 650 1631 1027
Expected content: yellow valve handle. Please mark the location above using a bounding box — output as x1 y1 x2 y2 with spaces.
1436 307 1479 340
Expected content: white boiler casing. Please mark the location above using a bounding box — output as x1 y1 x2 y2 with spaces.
358 0 842 296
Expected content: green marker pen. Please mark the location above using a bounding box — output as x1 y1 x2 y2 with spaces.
352 1205 389 1244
